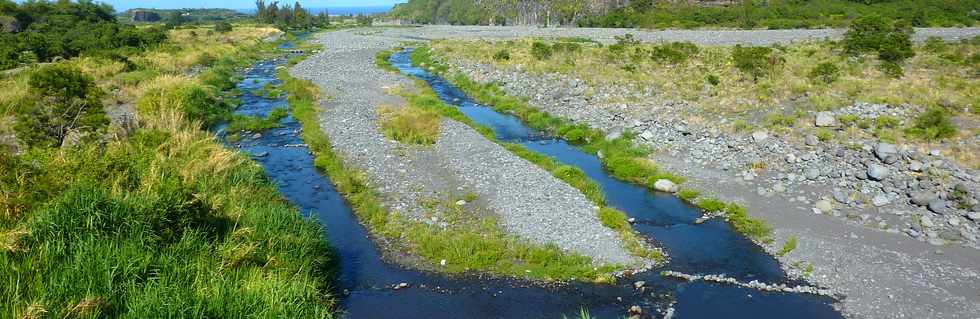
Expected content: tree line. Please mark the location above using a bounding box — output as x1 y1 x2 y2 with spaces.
387 0 978 28
0 0 167 70
254 0 330 30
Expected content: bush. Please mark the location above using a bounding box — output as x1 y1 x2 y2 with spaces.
14 64 108 147
905 107 957 140
552 42 582 53
732 45 778 80
650 42 699 65
531 42 553 60
878 60 904 78
843 15 914 63
137 83 228 128
706 74 720 86
808 62 840 84
493 49 511 61
215 22 233 33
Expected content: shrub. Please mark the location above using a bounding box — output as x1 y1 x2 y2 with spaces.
905 107 957 140
706 74 720 86
875 115 900 129
777 235 798 256
14 64 108 147
137 82 227 128
493 49 511 61
732 45 777 80
922 36 947 53
843 15 914 63
215 22 233 33
531 42 553 60
808 62 840 84
815 128 834 141
552 42 582 53
650 42 699 64
377 105 441 145
608 33 639 55
877 61 904 78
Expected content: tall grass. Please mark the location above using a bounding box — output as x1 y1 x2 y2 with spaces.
377 105 441 145
0 27 337 318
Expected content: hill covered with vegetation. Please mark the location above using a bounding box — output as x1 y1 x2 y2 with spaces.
387 0 979 28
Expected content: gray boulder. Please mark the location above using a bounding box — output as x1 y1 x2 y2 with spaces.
867 164 890 181
653 179 679 193
752 130 769 143
815 199 834 213
928 200 948 214
872 194 891 207
910 191 938 206
815 112 837 127
875 143 899 164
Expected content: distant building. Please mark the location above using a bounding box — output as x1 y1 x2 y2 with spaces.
132 10 162 22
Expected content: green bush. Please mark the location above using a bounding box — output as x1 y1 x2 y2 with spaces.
732 45 777 80
706 74 720 86
531 42 553 60
493 49 511 61
14 64 108 147
877 61 904 78
843 15 914 63
905 107 957 140
215 22 233 33
650 42 699 65
137 83 228 128
552 42 582 53
808 62 840 84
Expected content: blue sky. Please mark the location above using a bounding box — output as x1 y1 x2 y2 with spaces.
89 0 406 11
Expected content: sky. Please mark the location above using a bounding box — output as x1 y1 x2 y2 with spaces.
83 0 406 11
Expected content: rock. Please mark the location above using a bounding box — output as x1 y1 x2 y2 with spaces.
815 112 837 127
867 164 890 181
440 259 447 266
910 191 937 206
805 168 821 180
628 305 643 315
254 151 270 157
654 179 679 193
908 160 924 172
815 199 833 213
833 189 850 204
939 230 962 241
874 143 899 164
872 194 891 207
920 215 935 228
804 135 819 146
855 170 868 180
930 149 942 157
627 217 636 223
252 133 263 139
967 212 980 221
639 130 655 141
455 200 467 206
393 282 410 290
927 200 948 214
772 183 786 193
752 130 769 143
633 281 646 289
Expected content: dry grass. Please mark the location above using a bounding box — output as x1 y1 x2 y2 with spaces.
377 104 442 145
435 38 980 168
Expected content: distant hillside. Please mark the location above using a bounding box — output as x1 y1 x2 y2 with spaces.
119 8 250 23
386 0 979 28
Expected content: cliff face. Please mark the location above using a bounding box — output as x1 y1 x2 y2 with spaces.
388 0 632 26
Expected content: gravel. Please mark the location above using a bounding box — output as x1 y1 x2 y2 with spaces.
288 29 636 266
389 25 980 319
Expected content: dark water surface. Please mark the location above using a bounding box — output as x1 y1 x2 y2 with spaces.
220 48 843 318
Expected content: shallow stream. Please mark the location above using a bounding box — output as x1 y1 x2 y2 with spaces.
219 48 842 318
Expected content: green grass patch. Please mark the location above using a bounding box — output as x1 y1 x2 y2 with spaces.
375 49 398 73
777 235 798 257
377 105 441 145
226 107 288 133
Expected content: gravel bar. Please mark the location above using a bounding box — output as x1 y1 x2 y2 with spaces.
288 29 636 266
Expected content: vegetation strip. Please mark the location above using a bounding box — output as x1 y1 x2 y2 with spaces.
381 50 665 263
284 52 621 283
1 23 337 317
410 46 775 244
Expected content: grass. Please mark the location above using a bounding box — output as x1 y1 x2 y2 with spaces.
0 27 336 318
377 105 441 145
431 37 980 168
281 65 621 283
375 49 399 73
411 46 776 245
226 107 288 133
777 235 799 257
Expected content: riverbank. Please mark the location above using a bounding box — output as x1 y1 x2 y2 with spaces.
387 26 980 319
0 26 339 317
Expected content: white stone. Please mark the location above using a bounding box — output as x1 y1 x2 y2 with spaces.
815 199 833 213
654 179 679 193
815 112 837 127
752 130 769 143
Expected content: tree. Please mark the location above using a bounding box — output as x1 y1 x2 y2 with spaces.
843 15 914 63
15 64 108 147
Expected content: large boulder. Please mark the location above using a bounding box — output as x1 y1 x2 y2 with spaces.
867 164 890 181
815 112 837 127
874 143 899 164
909 191 937 206
653 179 679 193
752 130 769 143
